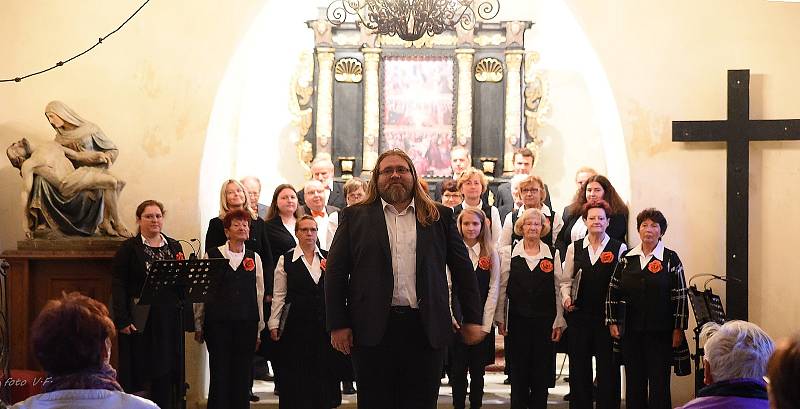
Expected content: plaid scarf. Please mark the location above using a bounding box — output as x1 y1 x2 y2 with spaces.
43 363 122 393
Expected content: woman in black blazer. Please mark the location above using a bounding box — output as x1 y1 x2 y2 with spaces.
112 200 184 409
556 175 629 258
270 215 340 408
264 183 302 257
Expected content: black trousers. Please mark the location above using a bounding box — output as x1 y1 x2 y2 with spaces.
508 316 554 409
567 318 620 409
621 330 672 409
450 338 488 409
204 320 258 409
351 308 444 409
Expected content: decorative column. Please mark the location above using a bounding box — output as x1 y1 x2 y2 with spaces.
315 47 335 156
361 47 382 173
503 50 524 174
455 49 475 148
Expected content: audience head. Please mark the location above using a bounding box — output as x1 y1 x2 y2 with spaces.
295 215 319 247
219 179 256 219
310 155 335 185
512 147 535 176
240 176 262 211
457 167 488 201
135 199 165 237
365 149 440 226
31 292 115 375
440 179 463 208
343 178 367 207
267 184 301 220
518 175 547 209
574 166 598 188
700 321 774 385
304 179 327 212
514 207 550 239
450 146 471 176
768 333 800 409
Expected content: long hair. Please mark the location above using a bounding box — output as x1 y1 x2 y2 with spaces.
362 149 440 226
219 179 257 220
456 208 493 258
566 174 628 216
266 184 303 221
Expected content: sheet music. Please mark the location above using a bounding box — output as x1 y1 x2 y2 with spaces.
570 268 582 304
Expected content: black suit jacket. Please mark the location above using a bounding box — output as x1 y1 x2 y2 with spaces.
264 216 298 257
298 180 346 210
325 200 482 348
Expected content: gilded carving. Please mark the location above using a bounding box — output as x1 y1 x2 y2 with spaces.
335 58 363 83
308 20 333 46
378 33 457 48
316 49 336 152
475 58 504 83
474 33 506 47
290 51 315 173
504 51 524 173
455 49 475 147
523 51 549 165
503 21 529 47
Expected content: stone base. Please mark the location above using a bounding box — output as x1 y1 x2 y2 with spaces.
16 237 126 252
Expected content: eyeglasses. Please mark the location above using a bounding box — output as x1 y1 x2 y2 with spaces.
520 188 541 194
297 227 318 233
378 167 410 176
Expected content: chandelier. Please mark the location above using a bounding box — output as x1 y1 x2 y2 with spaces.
326 0 501 42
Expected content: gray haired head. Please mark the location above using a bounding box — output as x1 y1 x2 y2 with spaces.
701 320 774 383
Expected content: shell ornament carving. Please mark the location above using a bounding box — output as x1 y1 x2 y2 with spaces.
475 58 504 83
335 58 363 83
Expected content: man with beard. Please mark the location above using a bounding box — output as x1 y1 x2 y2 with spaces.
325 149 485 408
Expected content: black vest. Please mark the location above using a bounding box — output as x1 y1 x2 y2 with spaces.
283 248 328 326
452 260 492 324
204 247 260 323
511 208 556 247
570 238 623 321
507 248 556 320
619 250 674 332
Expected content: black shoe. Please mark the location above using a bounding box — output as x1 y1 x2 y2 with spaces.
274 384 279 396
503 377 511 385
342 382 356 395
249 391 260 402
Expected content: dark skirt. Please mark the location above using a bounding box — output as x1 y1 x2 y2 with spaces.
117 303 180 396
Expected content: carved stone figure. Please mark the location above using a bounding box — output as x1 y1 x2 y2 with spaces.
5 101 133 239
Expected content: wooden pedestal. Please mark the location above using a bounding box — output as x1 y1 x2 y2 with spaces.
2 247 120 370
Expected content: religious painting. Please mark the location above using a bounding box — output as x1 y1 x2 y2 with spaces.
381 56 455 177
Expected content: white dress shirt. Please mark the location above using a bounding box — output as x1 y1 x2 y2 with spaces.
495 240 566 329
193 243 266 335
626 240 665 268
461 200 503 244
311 209 331 251
452 241 501 332
499 204 564 247
382 198 418 308
268 246 324 330
326 211 339 250
559 234 628 302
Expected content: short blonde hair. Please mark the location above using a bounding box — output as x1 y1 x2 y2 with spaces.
456 167 488 194
514 207 550 238
518 175 547 206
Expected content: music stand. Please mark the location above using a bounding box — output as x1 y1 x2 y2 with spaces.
688 285 726 395
138 258 227 409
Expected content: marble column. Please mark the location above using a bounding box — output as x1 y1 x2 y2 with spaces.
503 50 524 174
455 48 475 149
361 47 381 173
315 47 335 156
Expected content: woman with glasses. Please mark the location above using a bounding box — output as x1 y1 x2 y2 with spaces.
498 175 563 249
269 215 340 408
454 167 502 242
440 179 463 209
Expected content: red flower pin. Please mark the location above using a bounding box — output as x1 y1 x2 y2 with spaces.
648 259 662 273
599 251 614 264
478 256 491 270
320 258 327 272
539 259 554 273
175 252 185 260
243 257 255 271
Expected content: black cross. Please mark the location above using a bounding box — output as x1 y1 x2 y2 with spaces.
672 69 800 320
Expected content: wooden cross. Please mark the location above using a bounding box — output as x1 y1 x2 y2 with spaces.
672 69 800 320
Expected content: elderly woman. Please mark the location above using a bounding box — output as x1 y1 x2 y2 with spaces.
325 177 367 250
454 167 502 242
194 209 265 409
269 215 340 408
558 200 626 409
767 333 800 409
111 200 185 409
606 208 688 409
499 175 563 249
677 321 774 409
12 292 157 409
448 208 500 409
495 208 566 409
556 175 628 258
